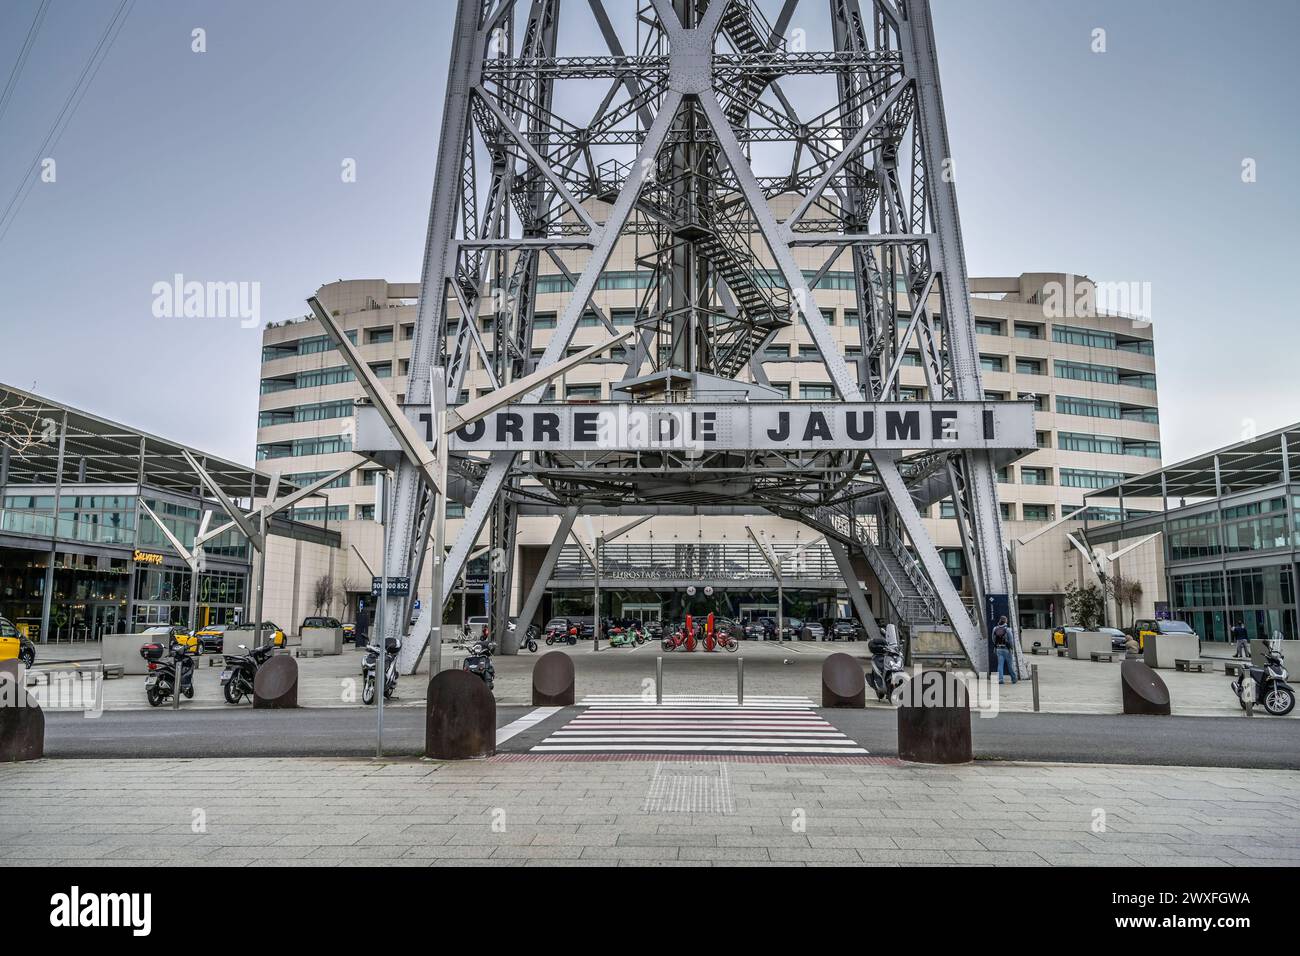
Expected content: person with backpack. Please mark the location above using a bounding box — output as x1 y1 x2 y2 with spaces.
992 615 1018 685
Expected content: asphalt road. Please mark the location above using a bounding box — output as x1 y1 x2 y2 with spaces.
41 705 1300 769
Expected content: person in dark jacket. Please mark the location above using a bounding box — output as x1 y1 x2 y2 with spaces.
992 615 1018 684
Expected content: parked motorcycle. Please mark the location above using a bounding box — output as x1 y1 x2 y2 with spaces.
866 632 905 702
462 638 496 691
545 623 578 646
519 625 539 653
1232 642 1295 716
219 642 276 704
607 624 644 648
140 636 196 707
362 637 402 705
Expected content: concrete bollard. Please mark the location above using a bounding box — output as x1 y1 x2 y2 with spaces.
426 670 496 759
253 655 299 708
531 651 575 707
896 670 972 764
0 662 44 762
1120 659 1171 716
821 652 866 708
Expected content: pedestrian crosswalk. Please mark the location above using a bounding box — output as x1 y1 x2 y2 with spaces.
530 701 868 756
577 694 815 709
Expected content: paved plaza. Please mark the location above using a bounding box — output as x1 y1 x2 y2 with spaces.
2 754 1297 867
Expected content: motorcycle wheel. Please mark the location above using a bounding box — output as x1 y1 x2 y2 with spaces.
383 683 395 700
223 681 243 705
527 640 538 652
183 685 194 699
545 636 555 646
567 636 577 645
362 676 376 706
661 640 675 651
1264 685 1295 716
146 685 166 707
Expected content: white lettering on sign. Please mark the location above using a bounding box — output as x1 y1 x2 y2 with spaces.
355 402 1035 455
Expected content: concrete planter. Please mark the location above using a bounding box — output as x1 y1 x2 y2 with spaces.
1068 631 1114 660
1143 633 1200 669
299 626 343 655
1250 639 1299 667
103 633 164 676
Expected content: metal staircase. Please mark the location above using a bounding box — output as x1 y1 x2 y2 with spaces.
781 502 950 632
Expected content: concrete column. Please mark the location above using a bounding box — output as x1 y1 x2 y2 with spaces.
39 412 67 643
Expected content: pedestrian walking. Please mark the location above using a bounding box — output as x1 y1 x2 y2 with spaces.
992 615 1018 684
1232 620 1250 658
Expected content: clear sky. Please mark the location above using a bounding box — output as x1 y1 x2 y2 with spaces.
0 0 1296 466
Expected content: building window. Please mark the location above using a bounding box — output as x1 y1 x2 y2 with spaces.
366 328 394 345
1015 358 1044 375
1117 370 1157 390
800 383 835 401
1014 323 1043 340
565 383 601 401
1020 467 1050 485
843 310 859 327
980 355 1005 373
1055 360 1118 384
1000 502 1015 520
940 501 957 519
1022 504 1054 522
1059 432 1124 455
1052 325 1116 349
356 505 375 521
1057 395 1121 419
975 319 1004 336
533 312 557 330
369 362 393 379
1059 467 1127 490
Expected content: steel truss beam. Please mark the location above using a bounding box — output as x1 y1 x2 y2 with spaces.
381 0 1013 675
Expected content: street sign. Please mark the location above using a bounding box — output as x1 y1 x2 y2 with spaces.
356 400 1036 454
372 576 410 598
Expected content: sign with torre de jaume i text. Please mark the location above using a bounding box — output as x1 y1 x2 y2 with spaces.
355 401 1036 455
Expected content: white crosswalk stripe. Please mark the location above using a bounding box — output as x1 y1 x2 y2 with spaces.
578 694 816 708
531 703 867 755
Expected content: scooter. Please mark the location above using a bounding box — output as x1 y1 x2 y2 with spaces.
140 638 195 707
462 638 496 691
519 625 539 653
545 624 578 646
607 625 643 648
219 642 276 704
362 637 401 704
866 632 905 702
1232 643 1295 716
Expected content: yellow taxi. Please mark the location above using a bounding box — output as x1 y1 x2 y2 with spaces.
0 616 35 667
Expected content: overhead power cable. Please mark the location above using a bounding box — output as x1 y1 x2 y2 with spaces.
0 0 134 246
0 0 52 129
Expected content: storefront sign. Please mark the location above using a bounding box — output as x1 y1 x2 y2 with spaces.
356 401 1035 454
133 550 164 565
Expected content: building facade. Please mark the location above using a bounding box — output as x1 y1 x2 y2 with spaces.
256 270 1161 633
0 385 340 640
1084 423 1300 642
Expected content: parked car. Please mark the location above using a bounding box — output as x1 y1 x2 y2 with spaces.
0 615 35 666
831 619 865 641
1128 618 1198 651
1098 626 1130 650
194 624 228 654
301 616 341 630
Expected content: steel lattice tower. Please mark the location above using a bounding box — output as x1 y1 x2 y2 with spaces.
380 0 1018 674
